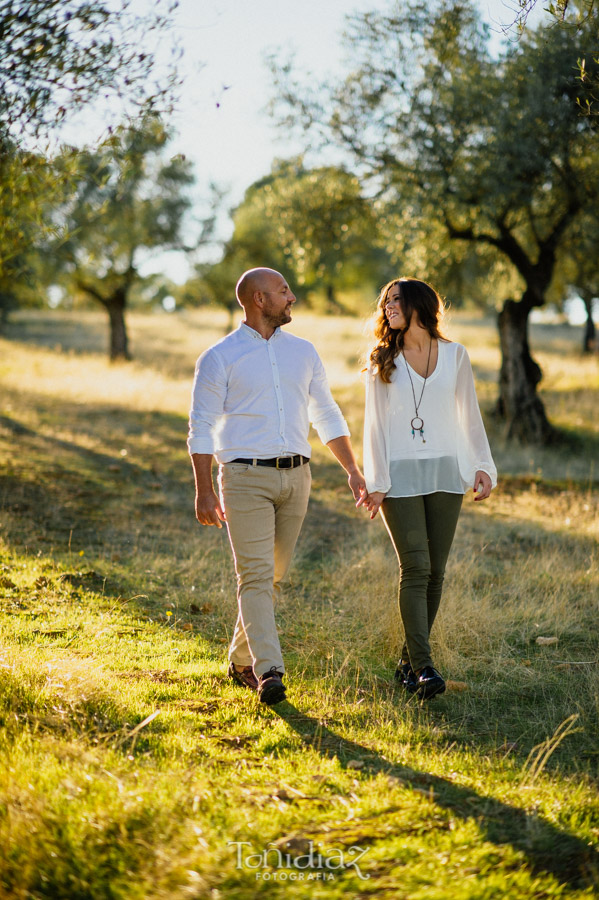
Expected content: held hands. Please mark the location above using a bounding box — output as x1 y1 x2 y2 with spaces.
356 489 386 520
473 470 492 501
346 468 382 519
195 490 226 527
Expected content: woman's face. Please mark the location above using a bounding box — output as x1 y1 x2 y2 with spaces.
383 286 406 330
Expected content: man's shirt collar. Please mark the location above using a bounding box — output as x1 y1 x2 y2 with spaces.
239 322 281 341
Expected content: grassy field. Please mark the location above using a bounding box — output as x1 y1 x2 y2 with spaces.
0 307 598 899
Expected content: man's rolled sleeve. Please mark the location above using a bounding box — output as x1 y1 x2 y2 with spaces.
187 349 227 456
307 350 350 445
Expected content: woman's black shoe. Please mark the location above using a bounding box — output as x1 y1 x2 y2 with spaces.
416 666 446 700
394 660 418 694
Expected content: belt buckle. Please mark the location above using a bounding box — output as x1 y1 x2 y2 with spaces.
276 457 292 469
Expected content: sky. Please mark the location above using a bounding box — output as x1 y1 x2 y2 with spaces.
90 0 547 284
166 0 537 211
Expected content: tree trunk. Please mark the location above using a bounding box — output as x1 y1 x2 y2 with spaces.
77 277 132 361
581 292 596 354
104 292 131 361
226 301 236 334
496 298 554 444
326 283 337 313
325 283 348 314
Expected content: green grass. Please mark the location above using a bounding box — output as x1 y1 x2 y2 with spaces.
0 308 598 899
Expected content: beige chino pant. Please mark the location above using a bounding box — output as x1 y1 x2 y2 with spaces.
218 461 311 677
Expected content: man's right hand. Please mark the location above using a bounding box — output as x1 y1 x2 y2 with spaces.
195 491 226 528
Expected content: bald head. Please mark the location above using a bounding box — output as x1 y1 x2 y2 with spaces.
236 267 283 308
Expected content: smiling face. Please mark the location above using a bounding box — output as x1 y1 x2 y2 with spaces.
260 272 296 328
383 284 406 330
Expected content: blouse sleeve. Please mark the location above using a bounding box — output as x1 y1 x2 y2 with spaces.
455 345 497 489
363 366 392 494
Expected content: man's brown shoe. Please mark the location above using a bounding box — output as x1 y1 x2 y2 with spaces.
257 666 286 705
228 661 259 692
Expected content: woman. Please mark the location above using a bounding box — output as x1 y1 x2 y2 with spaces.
360 278 496 700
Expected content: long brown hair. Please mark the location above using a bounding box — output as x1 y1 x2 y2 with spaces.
369 278 448 383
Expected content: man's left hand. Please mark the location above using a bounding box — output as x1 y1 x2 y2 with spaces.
347 470 367 504
324 436 368 507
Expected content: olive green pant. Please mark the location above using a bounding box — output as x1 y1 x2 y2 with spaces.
381 492 463 673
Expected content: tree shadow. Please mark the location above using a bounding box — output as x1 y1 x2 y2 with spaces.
274 701 599 891
4 312 110 355
287 454 599 775
1 395 597 780
2 309 225 381
0 400 193 571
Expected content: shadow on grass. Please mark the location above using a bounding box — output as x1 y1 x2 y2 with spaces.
3 310 212 380
544 421 599 462
0 400 192 561
1 398 597 777
274 701 599 891
4 313 110 356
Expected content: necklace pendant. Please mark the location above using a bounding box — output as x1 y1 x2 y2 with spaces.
410 415 426 443
411 415 425 443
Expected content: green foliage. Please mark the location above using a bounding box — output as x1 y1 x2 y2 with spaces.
503 0 599 121
551 210 599 350
0 0 181 326
270 0 599 441
376 205 522 311
196 158 389 315
271 1 599 309
54 117 194 284
0 0 180 141
0 144 65 322
47 115 195 357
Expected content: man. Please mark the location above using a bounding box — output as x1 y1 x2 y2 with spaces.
188 267 366 705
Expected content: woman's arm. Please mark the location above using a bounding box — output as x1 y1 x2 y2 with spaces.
455 346 497 495
363 367 392 496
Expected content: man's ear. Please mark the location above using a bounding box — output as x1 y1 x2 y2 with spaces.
253 291 264 308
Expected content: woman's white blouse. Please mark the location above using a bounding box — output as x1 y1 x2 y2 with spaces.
363 341 497 497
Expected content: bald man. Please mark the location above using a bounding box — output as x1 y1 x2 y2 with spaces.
188 268 366 705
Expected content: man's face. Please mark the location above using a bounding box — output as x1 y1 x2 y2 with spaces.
260 275 296 327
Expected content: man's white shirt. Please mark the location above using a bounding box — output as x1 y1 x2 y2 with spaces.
188 322 349 462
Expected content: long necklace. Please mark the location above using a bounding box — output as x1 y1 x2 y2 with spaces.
402 338 432 443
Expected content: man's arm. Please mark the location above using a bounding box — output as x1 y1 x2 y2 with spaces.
326 435 367 504
191 453 226 527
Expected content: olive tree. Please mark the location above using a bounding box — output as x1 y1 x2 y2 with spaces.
270 0 599 442
50 116 195 359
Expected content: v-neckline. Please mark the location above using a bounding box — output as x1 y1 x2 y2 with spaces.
402 340 441 381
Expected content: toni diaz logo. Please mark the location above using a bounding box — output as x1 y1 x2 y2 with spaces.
228 840 371 881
